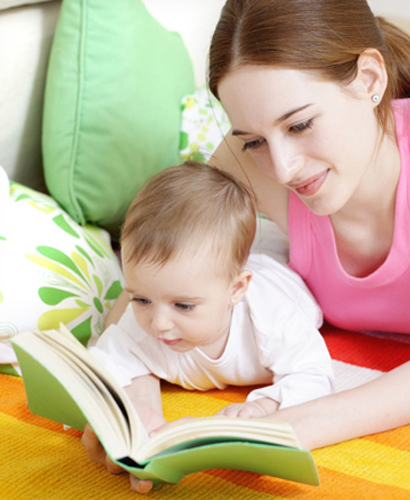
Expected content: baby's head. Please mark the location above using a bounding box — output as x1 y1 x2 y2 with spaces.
121 161 256 282
121 161 256 358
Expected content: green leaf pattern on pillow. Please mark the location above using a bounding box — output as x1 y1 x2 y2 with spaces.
0 173 124 374
179 86 231 163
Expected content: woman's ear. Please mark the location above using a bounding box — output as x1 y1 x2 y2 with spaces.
354 48 388 101
229 269 252 305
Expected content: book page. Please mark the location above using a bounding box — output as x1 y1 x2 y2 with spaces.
138 416 301 462
41 334 131 446
14 327 302 466
14 328 149 461
12 332 129 457
39 328 149 454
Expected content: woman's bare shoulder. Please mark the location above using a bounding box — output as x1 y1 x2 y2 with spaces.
210 131 289 232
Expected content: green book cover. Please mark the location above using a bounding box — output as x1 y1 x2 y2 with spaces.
11 329 320 487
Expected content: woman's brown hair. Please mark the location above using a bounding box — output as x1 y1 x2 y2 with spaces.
209 0 410 130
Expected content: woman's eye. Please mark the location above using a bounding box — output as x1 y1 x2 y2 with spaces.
175 303 195 311
289 119 313 134
242 138 265 152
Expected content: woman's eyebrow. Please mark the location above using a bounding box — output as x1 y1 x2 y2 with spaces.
231 103 313 137
277 103 313 123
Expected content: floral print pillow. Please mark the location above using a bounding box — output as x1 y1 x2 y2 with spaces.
0 166 124 375
179 86 231 163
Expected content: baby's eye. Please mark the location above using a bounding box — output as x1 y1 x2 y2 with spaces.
242 138 265 152
132 297 150 306
289 119 313 134
175 303 195 311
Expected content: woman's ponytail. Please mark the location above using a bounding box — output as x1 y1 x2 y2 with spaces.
377 17 410 100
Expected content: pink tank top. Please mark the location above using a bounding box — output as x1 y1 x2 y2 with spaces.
288 99 410 333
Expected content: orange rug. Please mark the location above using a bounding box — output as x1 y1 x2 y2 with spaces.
2 325 410 499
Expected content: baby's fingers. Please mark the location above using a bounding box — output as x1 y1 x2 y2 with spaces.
216 404 242 417
105 455 125 475
236 406 258 418
130 476 154 494
81 424 105 463
81 424 124 475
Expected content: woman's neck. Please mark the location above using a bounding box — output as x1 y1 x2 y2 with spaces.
330 130 401 278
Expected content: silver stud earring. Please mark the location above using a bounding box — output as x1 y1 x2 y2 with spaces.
230 298 235 304
372 94 380 104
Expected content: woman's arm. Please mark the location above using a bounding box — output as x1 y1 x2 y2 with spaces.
273 360 410 449
105 289 129 328
210 130 289 232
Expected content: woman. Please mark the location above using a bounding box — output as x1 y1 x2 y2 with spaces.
207 0 410 449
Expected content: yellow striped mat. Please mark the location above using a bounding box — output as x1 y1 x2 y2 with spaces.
2 326 410 499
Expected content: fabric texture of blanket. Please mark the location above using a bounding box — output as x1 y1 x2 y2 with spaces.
1 325 410 499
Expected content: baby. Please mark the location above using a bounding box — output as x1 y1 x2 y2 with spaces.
90 161 334 425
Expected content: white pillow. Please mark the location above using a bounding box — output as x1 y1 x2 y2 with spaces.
0 0 54 10
0 1 61 191
0 166 124 375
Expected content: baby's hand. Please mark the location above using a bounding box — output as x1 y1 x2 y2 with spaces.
81 424 154 494
217 398 279 418
81 424 124 475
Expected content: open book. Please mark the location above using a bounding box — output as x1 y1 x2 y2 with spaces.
11 326 319 486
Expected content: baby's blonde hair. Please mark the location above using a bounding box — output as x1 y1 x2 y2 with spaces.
121 161 256 281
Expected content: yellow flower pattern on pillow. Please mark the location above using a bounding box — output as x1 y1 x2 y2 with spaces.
179 86 231 163
0 168 124 375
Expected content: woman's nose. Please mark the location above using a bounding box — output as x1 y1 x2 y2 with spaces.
266 142 304 185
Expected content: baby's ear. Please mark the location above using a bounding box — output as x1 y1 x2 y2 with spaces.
230 269 252 305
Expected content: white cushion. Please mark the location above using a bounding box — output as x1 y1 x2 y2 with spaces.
0 1 61 189
0 0 53 9
0 166 124 374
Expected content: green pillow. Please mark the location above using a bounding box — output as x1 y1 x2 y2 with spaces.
42 0 195 237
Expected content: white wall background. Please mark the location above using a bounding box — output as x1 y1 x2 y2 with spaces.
367 0 409 18
143 0 410 86
143 0 226 85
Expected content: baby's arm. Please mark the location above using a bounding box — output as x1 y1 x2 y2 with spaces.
125 373 166 431
219 304 333 417
248 305 334 410
85 305 170 492
82 374 165 494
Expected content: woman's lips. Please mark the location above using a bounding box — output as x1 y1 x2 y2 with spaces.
290 170 328 196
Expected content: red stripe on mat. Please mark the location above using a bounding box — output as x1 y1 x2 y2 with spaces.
204 464 410 499
321 325 410 372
